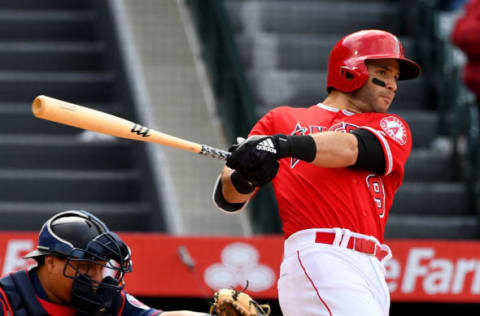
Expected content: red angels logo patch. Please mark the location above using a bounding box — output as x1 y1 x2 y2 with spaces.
380 116 407 145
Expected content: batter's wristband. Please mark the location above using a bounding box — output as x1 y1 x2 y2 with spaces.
231 171 255 194
277 135 316 162
214 179 245 212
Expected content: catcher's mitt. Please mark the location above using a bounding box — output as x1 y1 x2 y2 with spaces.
209 289 271 316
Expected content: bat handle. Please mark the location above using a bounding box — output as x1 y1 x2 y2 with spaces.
200 144 231 160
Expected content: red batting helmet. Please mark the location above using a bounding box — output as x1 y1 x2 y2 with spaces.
326 29 421 93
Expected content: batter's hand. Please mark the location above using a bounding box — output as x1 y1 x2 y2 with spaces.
227 135 284 186
227 135 287 166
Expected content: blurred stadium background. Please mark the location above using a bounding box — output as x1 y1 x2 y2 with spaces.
0 0 478 315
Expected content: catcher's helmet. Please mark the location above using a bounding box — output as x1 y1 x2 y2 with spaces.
326 29 421 93
25 210 132 313
25 210 108 259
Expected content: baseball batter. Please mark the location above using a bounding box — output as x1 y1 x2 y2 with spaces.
213 30 421 316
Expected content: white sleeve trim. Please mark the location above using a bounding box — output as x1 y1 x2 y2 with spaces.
212 175 249 214
360 126 393 176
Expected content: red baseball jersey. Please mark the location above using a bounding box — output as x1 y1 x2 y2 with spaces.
249 103 412 242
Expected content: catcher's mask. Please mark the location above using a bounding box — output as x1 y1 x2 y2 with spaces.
327 29 421 93
24 210 132 313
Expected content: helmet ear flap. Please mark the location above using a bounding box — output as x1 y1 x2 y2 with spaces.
340 67 357 80
338 64 369 92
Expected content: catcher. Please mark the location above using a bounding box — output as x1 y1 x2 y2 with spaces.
0 210 269 316
0 210 210 316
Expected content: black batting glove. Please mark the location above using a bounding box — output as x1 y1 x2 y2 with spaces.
227 135 285 169
227 134 316 168
226 134 316 186
238 160 279 187
227 136 280 174
230 170 255 194
227 136 281 187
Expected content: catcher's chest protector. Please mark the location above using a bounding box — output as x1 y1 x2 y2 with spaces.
0 270 48 316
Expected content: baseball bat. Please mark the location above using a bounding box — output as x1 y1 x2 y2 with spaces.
32 95 230 160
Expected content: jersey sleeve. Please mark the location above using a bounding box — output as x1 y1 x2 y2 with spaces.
121 292 163 316
359 114 412 178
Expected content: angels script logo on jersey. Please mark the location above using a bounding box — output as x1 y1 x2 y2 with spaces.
380 116 407 145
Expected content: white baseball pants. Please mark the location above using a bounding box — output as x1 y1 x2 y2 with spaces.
278 228 391 316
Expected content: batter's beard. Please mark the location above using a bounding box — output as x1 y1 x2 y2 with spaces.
351 83 394 113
